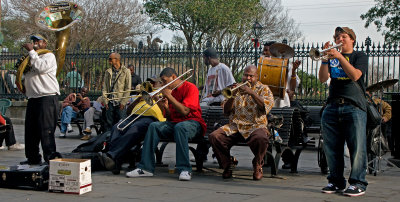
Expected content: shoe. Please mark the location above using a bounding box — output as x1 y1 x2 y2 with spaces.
126 168 153 177
321 183 345 194
230 156 238 169
0 146 5 150
67 124 73 133
83 128 92 135
222 168 232 179
8 143 25 151
20 159 42 165
80 134 92 140
343 185 365 197
98 152 115 170
59 132 66 138
178 171 192 181
282 163 291 169
253 164 263 180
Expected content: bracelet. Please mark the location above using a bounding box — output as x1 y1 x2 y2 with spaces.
322 61 329 65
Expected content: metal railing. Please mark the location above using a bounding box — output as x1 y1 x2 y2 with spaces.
1 37 399 105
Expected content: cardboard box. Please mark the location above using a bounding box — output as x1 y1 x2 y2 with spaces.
49 159 92 195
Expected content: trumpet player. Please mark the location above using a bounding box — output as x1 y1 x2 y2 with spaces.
20 34 60 165
209 65 274 180
102 52 131 131
318 27 368 196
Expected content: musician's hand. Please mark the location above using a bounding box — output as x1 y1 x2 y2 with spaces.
239 84 253 96
292 60 301 71
323 42 331 49
22 43 34 51
326 48 341 59
119 104 125 110
158 97 169 109
211 90 221 97
161 88 172 99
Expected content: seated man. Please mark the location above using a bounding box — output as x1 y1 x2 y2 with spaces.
126 67 206 181
209 65 274 180
81 96 104 140
0 114 25 150
98 78 165 174
59 87 90 138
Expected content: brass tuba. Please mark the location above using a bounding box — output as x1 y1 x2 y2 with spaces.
15 1 84 93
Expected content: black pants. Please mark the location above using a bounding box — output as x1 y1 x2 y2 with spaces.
0 116 16 146
25 95 59 163
104 102 126 132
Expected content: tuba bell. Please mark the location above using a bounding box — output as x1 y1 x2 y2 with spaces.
15 1 84 93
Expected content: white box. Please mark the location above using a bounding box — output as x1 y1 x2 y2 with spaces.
49 159 92 195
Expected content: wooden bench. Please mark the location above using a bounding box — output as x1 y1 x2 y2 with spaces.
154 106 308 175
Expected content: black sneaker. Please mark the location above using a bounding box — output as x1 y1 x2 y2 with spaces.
321 183 345 194
343 185 365 197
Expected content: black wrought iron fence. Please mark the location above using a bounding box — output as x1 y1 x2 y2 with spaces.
1 37 399 105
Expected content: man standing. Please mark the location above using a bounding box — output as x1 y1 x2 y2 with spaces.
201 47 235 106
128 64 142 92
319 27 368 196
20 34 60 165
208 65 274 180
102 52 131 131
65 63 81 93
262 41 301 107
126 67 206 181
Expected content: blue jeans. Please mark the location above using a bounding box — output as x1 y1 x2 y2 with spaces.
321 103 368 190
107 116 156 160
137 120 202 173
60 106 77 133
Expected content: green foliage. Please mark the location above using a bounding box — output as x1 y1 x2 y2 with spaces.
361 0 400 43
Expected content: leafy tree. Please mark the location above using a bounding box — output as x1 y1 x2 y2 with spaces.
361 0 400 43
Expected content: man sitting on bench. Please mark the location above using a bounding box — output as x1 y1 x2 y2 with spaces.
126 67 206 181
98 78 165 174
59 87 91 138
209 65 274 180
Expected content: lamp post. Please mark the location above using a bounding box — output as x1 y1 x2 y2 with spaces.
252 20 263 66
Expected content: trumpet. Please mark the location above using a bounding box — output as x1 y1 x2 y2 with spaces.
104 81 154 102
221 81 249 99
309 43 342 61
116 69 194 131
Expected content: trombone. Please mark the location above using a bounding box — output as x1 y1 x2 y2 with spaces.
309 43 342 61
116 69 194 131
104 81 153 102
221 81 249 99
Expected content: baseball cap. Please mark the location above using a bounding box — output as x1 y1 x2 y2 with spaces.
335 27 356 42
146 75 161 83
203 48 218 58
30 34 48 43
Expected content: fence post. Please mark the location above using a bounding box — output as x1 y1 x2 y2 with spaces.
365 37 371 86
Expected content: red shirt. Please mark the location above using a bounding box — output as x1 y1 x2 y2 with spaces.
169 81 206 136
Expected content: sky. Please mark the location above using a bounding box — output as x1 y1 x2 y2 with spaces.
158 0 385 45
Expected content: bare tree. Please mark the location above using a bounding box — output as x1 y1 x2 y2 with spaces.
1 0 156 49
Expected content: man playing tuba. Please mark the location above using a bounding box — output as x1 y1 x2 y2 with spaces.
20 34 60 165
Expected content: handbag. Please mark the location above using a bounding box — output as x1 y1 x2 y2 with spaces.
352 81 382 129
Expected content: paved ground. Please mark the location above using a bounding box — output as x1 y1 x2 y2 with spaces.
1 124 400 201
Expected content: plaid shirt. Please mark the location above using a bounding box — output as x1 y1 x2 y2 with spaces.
221 81 274 139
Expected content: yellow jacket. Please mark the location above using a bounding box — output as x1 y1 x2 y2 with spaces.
131 100 165 122
372 97 392 121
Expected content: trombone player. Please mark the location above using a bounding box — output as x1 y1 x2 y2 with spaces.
98 78 165 174
209 65 274 180
102 52 131 132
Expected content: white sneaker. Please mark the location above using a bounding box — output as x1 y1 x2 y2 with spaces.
59 132 66 138
67 124 73 132
0 146 5 150
8 143 25 151
178 171 192 181
126 168 153 177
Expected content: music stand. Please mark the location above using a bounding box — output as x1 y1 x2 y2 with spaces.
367 85 399 176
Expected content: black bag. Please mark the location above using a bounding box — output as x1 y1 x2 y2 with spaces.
0 165 49 190
352 81 382 129
366 97 382 129
72 130 111 153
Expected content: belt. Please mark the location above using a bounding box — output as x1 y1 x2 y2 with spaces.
329 98 352 105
